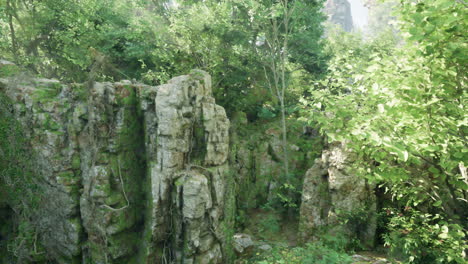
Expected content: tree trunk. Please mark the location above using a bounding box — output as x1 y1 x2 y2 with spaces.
280 98 289 179
6 0 18 60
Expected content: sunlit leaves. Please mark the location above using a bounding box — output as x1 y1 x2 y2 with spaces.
305 4 467 260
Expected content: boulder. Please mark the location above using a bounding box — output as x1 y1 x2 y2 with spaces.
299 142 377 248
232 234 255 255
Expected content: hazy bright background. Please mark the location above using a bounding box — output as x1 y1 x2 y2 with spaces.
349 0 369 30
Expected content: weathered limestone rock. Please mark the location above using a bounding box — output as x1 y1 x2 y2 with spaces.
141 70 230 264
232 234 254 256
351 254 390 264
1 77 84 262
325 0 354 32
0 78 149 263
231 233 272 260
0 70 232 264
78 81 147 263
299 142 377 248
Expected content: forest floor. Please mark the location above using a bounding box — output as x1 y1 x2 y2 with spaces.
241 208 299 246
240 209 395 264
351 251 393 264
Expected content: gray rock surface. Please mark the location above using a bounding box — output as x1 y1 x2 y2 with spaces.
232 234 255 255
352 254 372 262
325 0 354 32
351 254 390 264
141 70 230 264
299 142 377 248
1 69 380 264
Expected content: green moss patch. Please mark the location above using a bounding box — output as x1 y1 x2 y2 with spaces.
0 63 20 78
32 81 63 102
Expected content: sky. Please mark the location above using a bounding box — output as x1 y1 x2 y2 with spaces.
348 0 369 30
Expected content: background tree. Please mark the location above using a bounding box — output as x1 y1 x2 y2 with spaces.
0 0 326 119
254 0 325 198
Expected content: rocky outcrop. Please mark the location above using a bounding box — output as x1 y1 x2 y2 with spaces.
351 254 390 264
299 142 377 248
141 71 230 264
2 65 380 263
232 233 254 256
229 113 317 209
0 70 232 263
325 0 354 32
77 80 147 263
1 78 89 262
232 233 271 259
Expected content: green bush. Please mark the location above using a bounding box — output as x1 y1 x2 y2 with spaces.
249 242 352 264
0 63 20 78
383 208 467 263
257 104 277 120
258 214 281 235
316 232 354 253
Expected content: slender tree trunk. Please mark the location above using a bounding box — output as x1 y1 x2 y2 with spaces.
281 0 294 216
281 0 290 184
263 0 295 212
280 98 289 179
6 0 18 60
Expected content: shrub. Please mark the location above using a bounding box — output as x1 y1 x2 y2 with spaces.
258 214 281 235
383 208 467 263
250 242 352 264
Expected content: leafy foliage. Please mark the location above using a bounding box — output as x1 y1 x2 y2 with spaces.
383 208 466 263
305 0 467 262
0 0 326 118
249 241 352 264
1 0 467 263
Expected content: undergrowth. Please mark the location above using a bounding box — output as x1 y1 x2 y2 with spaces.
0 92 46 262
248 241 353 264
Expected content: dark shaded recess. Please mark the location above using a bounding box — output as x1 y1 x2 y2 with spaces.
374 185 392 246
320 173 332 221
267 144 282 163
190 122 207 164
178 185 186 264
212 64 267 122
125 92 149 261
0 204 14 262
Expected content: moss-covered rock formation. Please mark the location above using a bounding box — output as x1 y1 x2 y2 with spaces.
0 67 376 264
0 70 234 264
